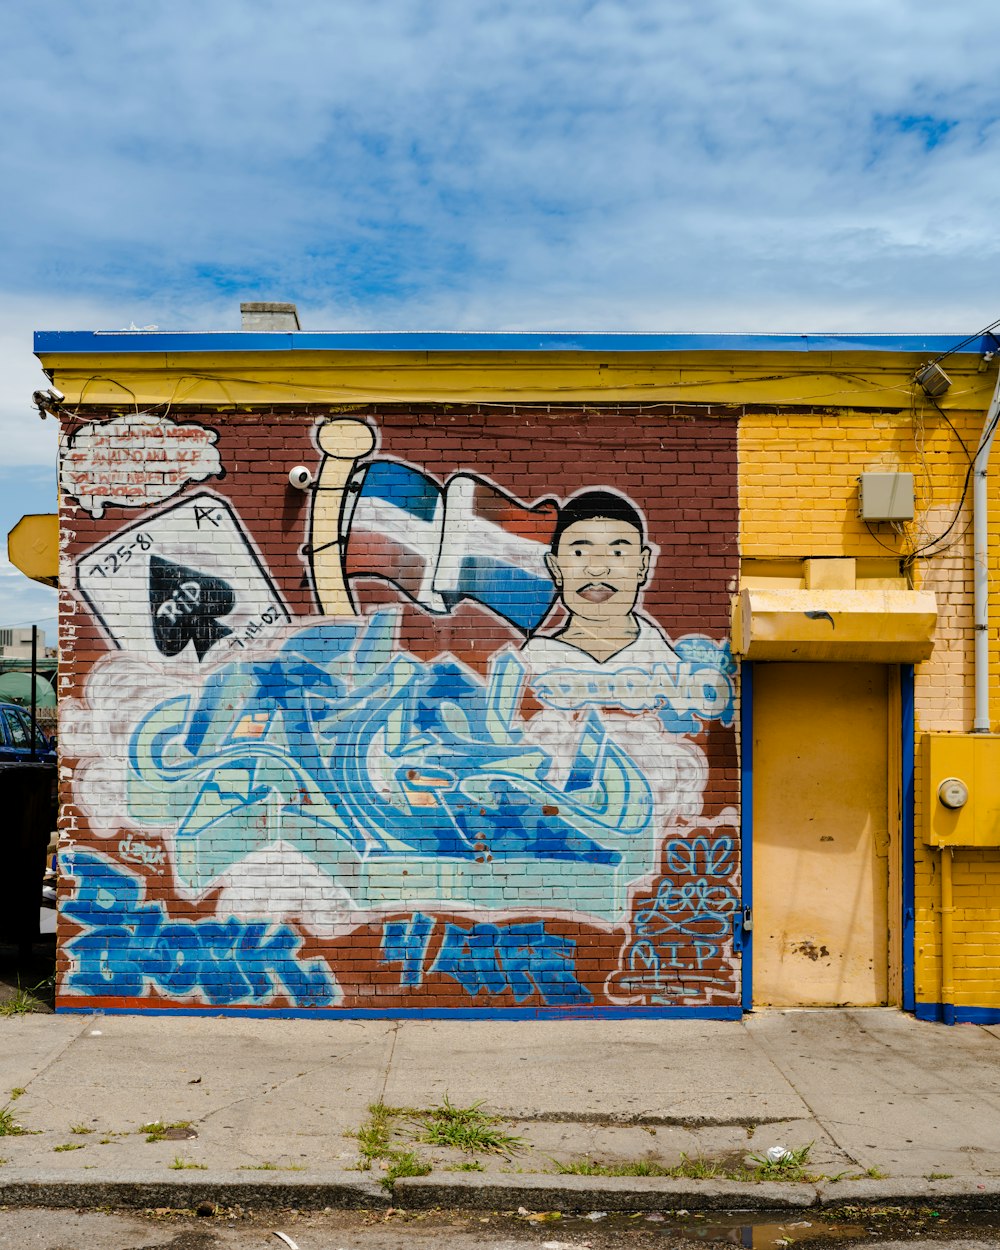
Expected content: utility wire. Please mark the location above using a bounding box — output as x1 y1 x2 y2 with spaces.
925 316 1000 369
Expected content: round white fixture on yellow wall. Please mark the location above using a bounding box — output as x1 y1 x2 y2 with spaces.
938 777 970 810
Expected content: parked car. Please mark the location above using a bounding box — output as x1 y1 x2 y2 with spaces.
0 701 55 765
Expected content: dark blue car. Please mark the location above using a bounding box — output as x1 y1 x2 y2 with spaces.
0 702 55 764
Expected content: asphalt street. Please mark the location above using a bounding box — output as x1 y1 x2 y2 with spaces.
0 1209 999 1250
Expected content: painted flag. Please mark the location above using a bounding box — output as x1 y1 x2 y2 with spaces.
343 461 447 612
343 460 559 632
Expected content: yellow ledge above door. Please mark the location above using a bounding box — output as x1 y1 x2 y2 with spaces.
732 587 938 662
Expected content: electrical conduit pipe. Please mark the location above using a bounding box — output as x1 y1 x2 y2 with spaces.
939 361 1000 1022
973 362 1000 732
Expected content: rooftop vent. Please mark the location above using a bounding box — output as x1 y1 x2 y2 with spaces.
240 302 301 331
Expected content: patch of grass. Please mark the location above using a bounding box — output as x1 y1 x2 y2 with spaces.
238 1162 306 1172
414 1095 523 1156
384 1149 431 1184
553 1147 819 1184
9 1089 24 1101
354 1103 395 1170
925 1172 953 1180
554 1156 687 1178
862 1165 889 1179
53 1142 84 1152
70 1124 94 1135
0 979 51 1017
0 1106 26 1137
169 1157 207 1170
352 1103 431 1191
748 1142 816 1181
447 1160 485 1172
139 1120 192 1144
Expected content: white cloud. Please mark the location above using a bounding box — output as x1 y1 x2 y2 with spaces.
4 3 1000 645
3 1 1000 339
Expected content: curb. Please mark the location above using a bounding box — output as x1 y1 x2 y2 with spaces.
1 1170 999 1213
0 1171 388 1210
816 1177 1000 1210
393 1173 816 1210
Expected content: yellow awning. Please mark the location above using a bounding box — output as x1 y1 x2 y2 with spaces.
732 587 937 661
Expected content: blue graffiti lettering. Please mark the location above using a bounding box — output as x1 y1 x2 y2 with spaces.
125 610 659 921
530 635 735 733
381 912 593 1007
381 912 434 987
613 833 738 1004
61 851 338 1007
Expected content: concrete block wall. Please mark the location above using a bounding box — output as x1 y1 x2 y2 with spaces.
55 404 740 1016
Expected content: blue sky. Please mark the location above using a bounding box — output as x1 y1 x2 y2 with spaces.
3 0 1000 631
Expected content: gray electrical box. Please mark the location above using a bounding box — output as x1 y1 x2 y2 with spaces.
858 472 914 521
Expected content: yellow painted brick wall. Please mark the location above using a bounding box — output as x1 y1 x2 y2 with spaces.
741 402 1000 1013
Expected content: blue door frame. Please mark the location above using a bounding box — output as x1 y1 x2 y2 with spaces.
740 662 753 1009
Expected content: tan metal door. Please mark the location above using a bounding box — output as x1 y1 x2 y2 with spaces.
752 663 890 1006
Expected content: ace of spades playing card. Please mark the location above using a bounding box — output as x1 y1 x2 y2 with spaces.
76 492 290 665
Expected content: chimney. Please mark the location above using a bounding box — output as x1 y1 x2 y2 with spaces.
240 302 301 331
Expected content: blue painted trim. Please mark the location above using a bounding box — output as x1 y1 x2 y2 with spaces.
33 330 996 357
915 1002 1000 1025
901 665 916 1013
55 1004 745 1021
740 661 753 1012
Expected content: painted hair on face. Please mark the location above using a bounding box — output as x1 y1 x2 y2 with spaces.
551 489 646 551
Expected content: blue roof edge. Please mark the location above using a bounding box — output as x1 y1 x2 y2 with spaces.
33 329 992 356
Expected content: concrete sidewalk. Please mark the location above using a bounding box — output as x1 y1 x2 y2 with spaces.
1 1007 999 1212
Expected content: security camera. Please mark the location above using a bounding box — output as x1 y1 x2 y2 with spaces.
32 388 65 418
288 465 314 490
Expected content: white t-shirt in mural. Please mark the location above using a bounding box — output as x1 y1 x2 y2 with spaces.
520 615 677 674
519 615 708 827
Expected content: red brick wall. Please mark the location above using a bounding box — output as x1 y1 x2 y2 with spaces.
56 405 740 1015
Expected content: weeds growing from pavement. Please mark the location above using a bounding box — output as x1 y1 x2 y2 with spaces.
554 1144 821 1184
353 1103 431 1190
555 1156 689 1178
170 1156 207 1169
53 1142 84 1152
384 1149 431 1184
0 1105 26 1137
747 1142 815 1180
0 981 48 1017
415 1096 524 1156
70 1124 93 1135
140 1120 194 1143
238 1161 306 1171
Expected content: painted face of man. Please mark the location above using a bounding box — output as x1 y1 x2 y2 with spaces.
544 516 650 625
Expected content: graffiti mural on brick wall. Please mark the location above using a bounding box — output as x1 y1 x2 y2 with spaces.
59 412 740 1012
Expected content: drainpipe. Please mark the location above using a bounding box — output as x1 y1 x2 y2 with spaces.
939 361 1000 1023
972 362 1000 731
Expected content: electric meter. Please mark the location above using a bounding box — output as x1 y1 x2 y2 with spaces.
938 777 969 810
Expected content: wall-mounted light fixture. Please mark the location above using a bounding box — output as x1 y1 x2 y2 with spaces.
915 362 952 397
